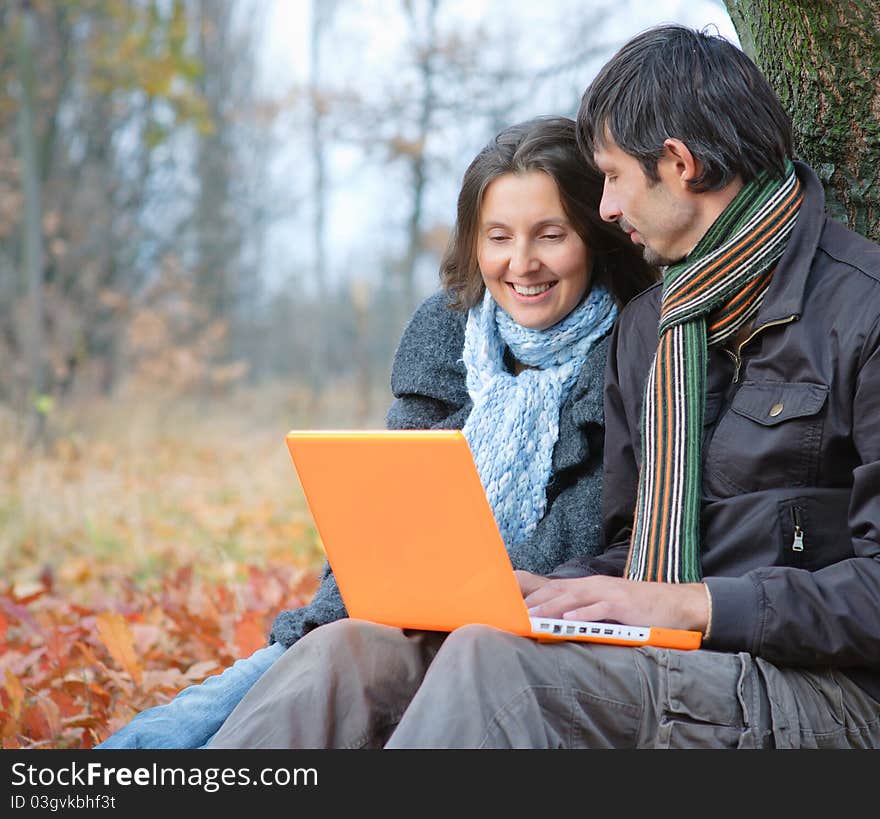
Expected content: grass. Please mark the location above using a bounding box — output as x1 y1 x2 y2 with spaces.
0 380 389 602
0 379 396 748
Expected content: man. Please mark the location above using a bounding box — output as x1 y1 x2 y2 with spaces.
382 24 880 748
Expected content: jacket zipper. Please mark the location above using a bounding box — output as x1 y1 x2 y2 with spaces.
791 507 805 552
731 315 798 382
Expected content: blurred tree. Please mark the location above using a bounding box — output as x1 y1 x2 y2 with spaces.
395 0 440 322
192 0 267 368
13 1 47 441
0 0 693 426
724 0 880 241
0 0 277 423
300 0 339 403
259 0 625 412
1 0 210 413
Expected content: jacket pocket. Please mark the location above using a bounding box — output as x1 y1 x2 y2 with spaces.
776 491 853 571
704 380 828 496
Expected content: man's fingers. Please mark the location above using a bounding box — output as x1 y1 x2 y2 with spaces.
514 570 548 597
527 591 585 618
524 576 620 619
561 604 611 622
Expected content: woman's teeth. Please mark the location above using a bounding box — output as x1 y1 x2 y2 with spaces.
512 282 553 296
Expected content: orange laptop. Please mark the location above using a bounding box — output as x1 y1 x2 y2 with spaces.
285 429 701 651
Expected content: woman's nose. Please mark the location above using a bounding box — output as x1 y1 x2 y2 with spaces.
508 241 539 275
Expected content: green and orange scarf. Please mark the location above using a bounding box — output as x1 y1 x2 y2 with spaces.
626 161 803 583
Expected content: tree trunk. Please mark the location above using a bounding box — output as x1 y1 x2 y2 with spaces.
399 0 440 320
15 2 47 441
724 1 880 241
304 0 335 405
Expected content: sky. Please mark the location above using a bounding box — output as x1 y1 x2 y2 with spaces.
255 0 740 296
263 0 739 85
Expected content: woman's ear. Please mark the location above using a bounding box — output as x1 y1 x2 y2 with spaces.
661 138 701 188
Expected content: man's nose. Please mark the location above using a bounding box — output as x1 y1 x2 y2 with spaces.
599 179 620 223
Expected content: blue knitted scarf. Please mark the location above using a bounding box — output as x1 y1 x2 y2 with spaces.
462 285 617 547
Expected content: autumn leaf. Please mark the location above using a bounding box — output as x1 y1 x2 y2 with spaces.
181 659 222 683
49 690 80 719
36 696 62 739
3 539 315 746
4 671 25 720
95 612 143 685
234 612 266 657
1 710 15 739
21 704 50 743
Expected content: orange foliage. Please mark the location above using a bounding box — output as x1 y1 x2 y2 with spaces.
0 564 318 749
0 388 336 750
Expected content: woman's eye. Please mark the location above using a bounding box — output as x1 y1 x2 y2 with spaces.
542 233 564 241
488 235 509 242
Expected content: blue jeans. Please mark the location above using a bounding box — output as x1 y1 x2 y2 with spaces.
94 642 286 749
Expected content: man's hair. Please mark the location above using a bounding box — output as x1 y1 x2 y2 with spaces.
441 115 658 310
577 24 793 191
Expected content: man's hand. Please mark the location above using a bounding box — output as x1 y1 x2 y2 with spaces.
514 570 550 598
523 575 710 634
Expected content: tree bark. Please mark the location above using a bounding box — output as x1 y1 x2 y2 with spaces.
399 0 440 319
724 1 880 241
304 0 335 403
15 1 47 440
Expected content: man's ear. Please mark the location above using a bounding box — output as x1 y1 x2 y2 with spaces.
661 139 701 188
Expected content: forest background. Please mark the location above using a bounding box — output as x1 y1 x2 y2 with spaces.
1 0 877 749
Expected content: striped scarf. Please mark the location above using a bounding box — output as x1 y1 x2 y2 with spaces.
626 161 803 583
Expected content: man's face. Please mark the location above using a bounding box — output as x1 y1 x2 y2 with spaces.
592 135 698 266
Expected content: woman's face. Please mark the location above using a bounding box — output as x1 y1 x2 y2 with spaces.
477 170 592 331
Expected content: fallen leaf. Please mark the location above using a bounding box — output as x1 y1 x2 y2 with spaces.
4 672 25 720
181 659 221 682
22 703 50 739
234 612 265 657
36 695 62 738
95 612 143 685
12 582 46 603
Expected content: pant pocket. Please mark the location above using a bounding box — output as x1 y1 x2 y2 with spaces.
755 660 880 749
655 649 769 749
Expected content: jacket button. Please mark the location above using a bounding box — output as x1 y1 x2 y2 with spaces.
769 402 784 417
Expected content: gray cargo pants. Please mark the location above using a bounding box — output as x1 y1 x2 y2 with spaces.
207 619 880 749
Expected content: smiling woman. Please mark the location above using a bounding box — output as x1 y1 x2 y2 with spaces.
441 116 658 313
477 171 592 331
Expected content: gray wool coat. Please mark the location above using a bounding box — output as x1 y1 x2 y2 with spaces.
269 290 609 647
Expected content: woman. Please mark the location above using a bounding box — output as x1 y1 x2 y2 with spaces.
96 115 657 749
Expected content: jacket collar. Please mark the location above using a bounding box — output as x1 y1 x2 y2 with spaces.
752 160 826 326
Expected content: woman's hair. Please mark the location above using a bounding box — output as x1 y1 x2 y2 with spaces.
577 24 792 192
440 115 659 311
